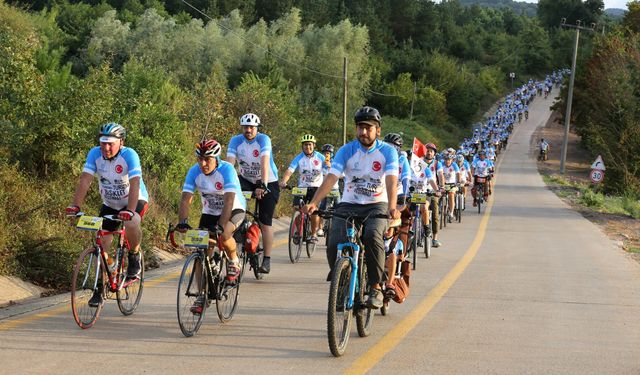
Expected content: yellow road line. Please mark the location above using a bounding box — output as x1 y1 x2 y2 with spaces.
0 236 290 330
344 197 495 375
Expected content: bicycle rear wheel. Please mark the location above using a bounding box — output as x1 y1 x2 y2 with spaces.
253 248 264 280
424 222 432 259
411 218 419 268
216 255 240 323
456 194 463 223
477 188 483 214
71 246 104 329
356 264 374 337
324 217 332 247
288 212 303 263
327 257 353 357
176 253 208 337
117 249 144 316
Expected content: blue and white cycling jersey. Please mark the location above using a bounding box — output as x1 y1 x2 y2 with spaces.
227 133 278 184
182 161 246 216
442 162 460 184
457 160 471 183
322 162 341 191
409 158 434 193
472 159 494 177
287 151 325 188
398 153 411 195
425 158 443 183
82 147 149 210
329 139 398 204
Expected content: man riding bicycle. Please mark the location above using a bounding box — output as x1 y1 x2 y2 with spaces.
66 122 149 307
318 143 340 238
176 139 247 314
441 153 461 222
303 106 400 309
226 113 279 274
279 134 325 243
539 138 549 161
471 150 494 206
424 143 444 247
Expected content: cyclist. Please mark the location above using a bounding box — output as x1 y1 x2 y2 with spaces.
318 143 340 238
424 143 444 247
471 150 494 206
303 106 400 309
441 153 461 222
456 154 472 201
407 144 439 249
226 113 279 274
176 139 246 314
539 138 550 161
279 134 325 243
382 133 410 294
66 122 149 307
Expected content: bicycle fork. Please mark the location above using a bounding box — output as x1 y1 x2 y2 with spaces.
336 241 360 310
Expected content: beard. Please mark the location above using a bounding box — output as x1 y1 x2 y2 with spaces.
358 135 375 148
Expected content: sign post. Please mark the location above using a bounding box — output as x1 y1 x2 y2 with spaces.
509 72 515 89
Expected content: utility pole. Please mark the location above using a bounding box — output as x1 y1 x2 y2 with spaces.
409 81 417 121
559 19 595 174
342 57 348 146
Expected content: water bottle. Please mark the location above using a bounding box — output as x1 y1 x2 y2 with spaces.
107 257 117 276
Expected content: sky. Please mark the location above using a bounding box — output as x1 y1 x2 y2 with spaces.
519 0 629 10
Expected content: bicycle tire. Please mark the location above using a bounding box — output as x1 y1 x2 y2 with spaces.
71 246 104 329
424 222 432 259
327 257 353 357
116 249 145 316
356 264 374 337
411 218 419 267
380 300 389 316
176 253 208 337
288 212 303 263
216 255 240 323
324 217 332 247
442 195 448 228
456 194 463 224
253 249 264 280
305 217 316 258
477 187 483 214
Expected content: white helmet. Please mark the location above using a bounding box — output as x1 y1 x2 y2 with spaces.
240 113 260 127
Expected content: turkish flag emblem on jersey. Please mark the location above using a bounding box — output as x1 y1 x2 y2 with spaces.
372 161 381 171
253 149 260 157
115 164 123 174
313 159 319 166
215 182 223 190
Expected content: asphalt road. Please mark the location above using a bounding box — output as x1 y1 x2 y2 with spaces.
2 88 640 374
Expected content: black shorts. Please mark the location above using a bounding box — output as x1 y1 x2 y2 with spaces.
293 187 318 207
198 209 246 232
239 176 280 226
99 200 149 232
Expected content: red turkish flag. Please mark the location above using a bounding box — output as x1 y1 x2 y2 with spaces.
412 138 426 158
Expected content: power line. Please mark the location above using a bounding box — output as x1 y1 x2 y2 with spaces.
180 0 343 79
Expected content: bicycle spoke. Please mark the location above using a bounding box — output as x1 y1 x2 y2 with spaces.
71 247 103 329
177 253 207 337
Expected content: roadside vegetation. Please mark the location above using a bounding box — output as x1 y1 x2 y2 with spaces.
0 0 637 290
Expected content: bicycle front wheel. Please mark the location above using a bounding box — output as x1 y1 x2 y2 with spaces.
71 246 104 329
176 253 208 337
305 218 316 258
216 255 240 323
117 249 144 316
328 257 353 357
288 212 303 263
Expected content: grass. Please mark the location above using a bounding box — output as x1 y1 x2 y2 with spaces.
541 173 640 219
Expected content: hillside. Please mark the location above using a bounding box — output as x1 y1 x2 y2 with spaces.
458 0 537 17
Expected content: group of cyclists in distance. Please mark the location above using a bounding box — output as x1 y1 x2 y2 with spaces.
65 69 568 318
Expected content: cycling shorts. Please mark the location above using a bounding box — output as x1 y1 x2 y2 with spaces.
99 200 148 232
239 176 280 226
198 209 246 232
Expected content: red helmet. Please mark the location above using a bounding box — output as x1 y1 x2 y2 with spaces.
195 139 221 158
425 143 437 152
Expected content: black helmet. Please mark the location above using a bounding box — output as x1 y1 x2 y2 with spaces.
383 133 403 147
354 106 381 125
321 144 334 154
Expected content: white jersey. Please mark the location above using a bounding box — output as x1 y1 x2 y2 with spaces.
442 162 460 184
82 146 149 210
287 151 325 188
227 133 278 184
182 161 246 216
330 139 398 204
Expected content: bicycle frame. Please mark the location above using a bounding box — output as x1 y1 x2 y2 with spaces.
94 227 131 292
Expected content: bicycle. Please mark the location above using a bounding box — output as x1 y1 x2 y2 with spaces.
474 177 488 214
69 213 144 329
238 191 265 280
454 184 465 223
287 186 316 263
326 211 389 357
321 190 340 247
538 149 548 162
381 218 405 316
171 226 241 337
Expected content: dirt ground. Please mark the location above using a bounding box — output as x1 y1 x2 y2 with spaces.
533 111 640 260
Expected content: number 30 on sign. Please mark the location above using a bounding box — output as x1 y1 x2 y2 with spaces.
590 169 604 184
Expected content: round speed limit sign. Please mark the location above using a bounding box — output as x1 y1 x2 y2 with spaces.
590 169 604 184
